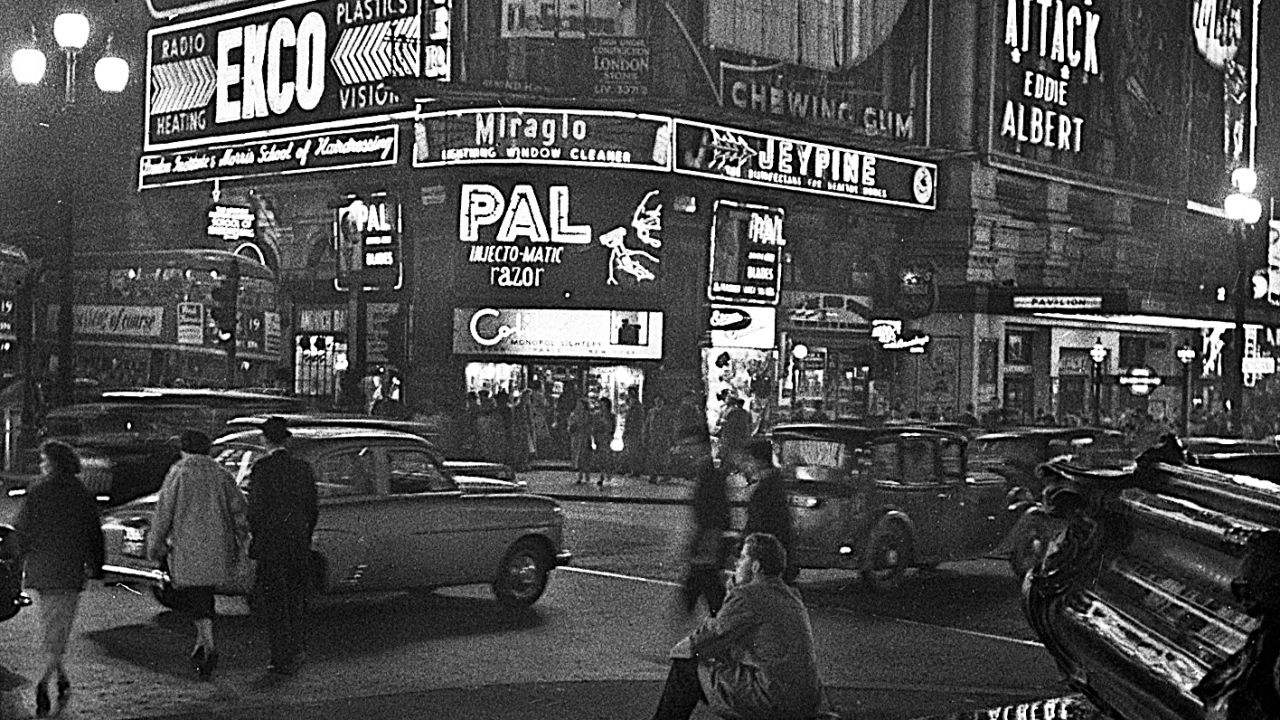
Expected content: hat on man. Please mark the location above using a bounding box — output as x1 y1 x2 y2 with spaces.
261 416 293 444
179 429 212 455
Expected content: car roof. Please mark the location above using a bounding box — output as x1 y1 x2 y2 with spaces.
972 427 1124 441
226 413 436 434
94 388 307 408
770 422 967 443
215 425 433 446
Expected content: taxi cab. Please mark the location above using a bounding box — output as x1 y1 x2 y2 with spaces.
770 422 1024 590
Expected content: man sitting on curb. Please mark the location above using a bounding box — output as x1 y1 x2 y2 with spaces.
650 532 835 720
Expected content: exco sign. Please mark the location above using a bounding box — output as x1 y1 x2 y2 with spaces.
146 0 451 150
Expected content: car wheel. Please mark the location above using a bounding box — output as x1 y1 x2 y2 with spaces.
861 521 912 592
493 538 552 607
1009 513 1055 579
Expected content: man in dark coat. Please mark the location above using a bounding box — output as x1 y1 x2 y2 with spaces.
715 397 752 473
678 423 730 616
652 533 827 720
740 438 797 583
246 417 319 677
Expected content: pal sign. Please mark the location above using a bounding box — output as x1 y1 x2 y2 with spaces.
145 0 451 151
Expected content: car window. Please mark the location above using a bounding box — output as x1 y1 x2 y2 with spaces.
387 449 456 494
899 439 937 484
214 444 266 489
969 437 1041 468
314 446 376 497
776 438 849 470
940 438 963 480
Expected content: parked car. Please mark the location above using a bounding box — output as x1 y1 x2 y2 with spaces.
1181 435 1277 460
767 422 1036 590
223 414 525 493
100 425 570 608
0 523 29 622
25 388 308 507
966 426 1136 577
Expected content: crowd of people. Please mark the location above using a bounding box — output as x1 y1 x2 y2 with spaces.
5 395 839 719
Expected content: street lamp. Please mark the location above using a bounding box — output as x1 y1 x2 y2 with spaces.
1089 338 1107 426
11 14 129 407
1176 343 1196 437
1224 166 1262 435
791 343 809 415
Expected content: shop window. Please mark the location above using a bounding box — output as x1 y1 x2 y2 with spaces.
706 0 908 70
501 0 636 38
1004 330 1034 365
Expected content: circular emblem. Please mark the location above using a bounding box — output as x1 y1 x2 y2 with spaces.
912 167 934 205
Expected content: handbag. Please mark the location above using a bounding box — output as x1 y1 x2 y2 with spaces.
216 540 255 596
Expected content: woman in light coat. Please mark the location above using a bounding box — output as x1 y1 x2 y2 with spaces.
147 430 249 679
13 440 103 717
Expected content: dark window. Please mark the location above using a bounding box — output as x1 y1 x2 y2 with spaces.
1005 330 1034 365
314 446 376 497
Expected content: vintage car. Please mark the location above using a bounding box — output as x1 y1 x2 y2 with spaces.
30 388 307 506
223 414 525 493
100 426 571 608
0 523 29 622
768 422 1047 590
1025 438 1280 719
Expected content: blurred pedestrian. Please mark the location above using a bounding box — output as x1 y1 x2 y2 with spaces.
715 396 752 473
246 417 319 677
646 394 678 484
740 438 796 584
676 423 730 616
147 429 249 679
652 533 827 720
525 379 552 459
12 440 103 717
593 397 617 487
568 398 595 484
508 388 533 472
622 386 647 479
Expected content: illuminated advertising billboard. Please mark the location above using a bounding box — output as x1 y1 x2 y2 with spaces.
144 0 451 151
988 0 1254 201
453 307 663 360
441 177 665 299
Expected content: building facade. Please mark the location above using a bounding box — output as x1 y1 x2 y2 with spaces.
121 0 1280 438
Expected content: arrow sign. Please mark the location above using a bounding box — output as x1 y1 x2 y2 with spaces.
150 56 217 115
331 16 421 86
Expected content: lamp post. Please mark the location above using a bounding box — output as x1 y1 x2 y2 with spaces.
790 342 809 417
1089 338 1107 427
1224 167 1262 435
1176 343 1196 437
11 14 129 408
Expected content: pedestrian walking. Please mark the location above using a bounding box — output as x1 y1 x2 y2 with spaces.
740 438 797 583
622 386 647 479
651 533 829 720
645 394 678 484
147 429 250 679
714 396 752 473
676 423 730 616
593 397 617 487
245 417 319 677
568 398 595 484
12 440 104 717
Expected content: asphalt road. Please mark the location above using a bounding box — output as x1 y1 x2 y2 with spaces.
0 496 1072 720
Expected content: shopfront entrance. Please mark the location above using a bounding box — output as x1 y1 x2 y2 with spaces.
463 360 647 462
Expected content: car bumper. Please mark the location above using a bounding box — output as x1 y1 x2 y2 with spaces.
102 563 168 585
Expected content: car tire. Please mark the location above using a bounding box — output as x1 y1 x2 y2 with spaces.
492 538 552 608
1009 513 1055 580
861 521 912 592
